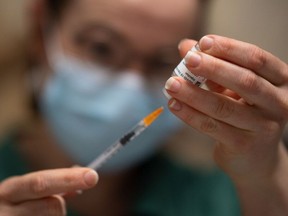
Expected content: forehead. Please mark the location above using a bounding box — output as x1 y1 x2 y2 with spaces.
60 0 199 51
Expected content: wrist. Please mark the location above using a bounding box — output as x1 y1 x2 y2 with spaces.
234 143 288 216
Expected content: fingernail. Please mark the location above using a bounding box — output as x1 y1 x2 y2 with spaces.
178 38 189 50
84 170 98 187
184 51 201 68
169 99 182 111
199 36 213 51
192 43 201 52
162 88 172 99
165 77 181 93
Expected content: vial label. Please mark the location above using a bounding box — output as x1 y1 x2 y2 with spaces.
163 44 206 99
172 45 206 87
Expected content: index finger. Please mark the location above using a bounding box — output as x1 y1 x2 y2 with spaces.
0 168 98 203
197 35 288 85
178 39 197 58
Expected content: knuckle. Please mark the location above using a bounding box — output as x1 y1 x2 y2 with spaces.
214 36 234 56
249 45 267 70
200 117 218 133
184 112 195 126
220 40 234 56
30 175 48 196
208 56 218 75
62 173 76 185
186 91 196 106
214 99 235 118
239 72 259 93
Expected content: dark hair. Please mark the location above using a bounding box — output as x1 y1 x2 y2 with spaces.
46 0 211 22
46 0 71 19
45 0 210 40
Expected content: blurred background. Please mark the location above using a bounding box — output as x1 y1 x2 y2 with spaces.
0 0 287 139
0 0 32 139
208 0 288 61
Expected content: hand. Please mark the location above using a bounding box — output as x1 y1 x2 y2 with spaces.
0 168 98 215
165 35 288 215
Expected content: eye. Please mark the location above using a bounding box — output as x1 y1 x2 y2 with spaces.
91 42 112 57
77 37 121 67
89 41 114 62
73 27 129 68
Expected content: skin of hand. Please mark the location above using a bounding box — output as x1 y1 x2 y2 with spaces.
165 35 288 215
0 168 98 216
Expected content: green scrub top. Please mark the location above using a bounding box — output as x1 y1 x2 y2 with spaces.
0 136 241 216
133 155 241 216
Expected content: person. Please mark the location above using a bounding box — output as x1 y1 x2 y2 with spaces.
0 1 285 216
164 36 288 215
2 0 237 215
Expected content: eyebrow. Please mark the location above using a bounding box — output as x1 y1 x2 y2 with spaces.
73 22 180 56
75 23 124 39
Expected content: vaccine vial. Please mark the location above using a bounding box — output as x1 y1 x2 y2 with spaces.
163 43 206 98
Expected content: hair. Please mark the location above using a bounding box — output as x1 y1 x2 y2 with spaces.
46 0 71 19
46 0 211 21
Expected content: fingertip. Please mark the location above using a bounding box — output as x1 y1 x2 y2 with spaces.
178 39 197 58
169 99 182 111
83 169 98 187
53 195 67 215
178 38 190 50
199 35 214 51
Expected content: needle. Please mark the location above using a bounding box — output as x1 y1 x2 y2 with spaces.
87 107 164 170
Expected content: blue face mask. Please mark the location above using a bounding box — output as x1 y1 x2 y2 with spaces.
40 54 182 173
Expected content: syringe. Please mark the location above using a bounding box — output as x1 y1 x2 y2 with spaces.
87 106 164 170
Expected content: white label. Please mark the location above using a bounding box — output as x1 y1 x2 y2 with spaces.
173 59 206 87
